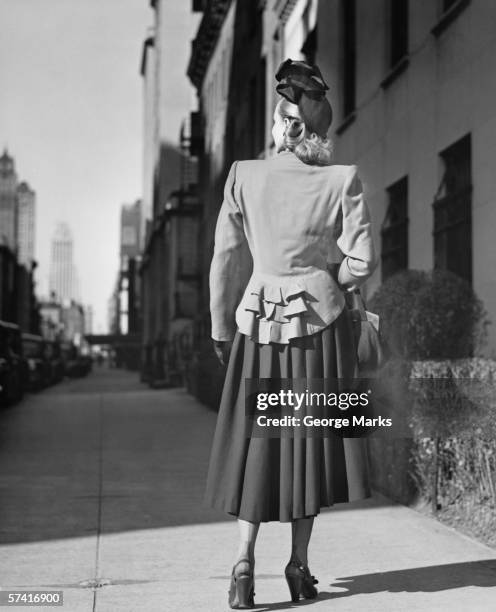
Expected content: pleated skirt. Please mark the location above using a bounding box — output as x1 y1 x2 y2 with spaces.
203 306 372 523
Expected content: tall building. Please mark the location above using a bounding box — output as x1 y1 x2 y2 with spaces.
0 150 37 266
84 304 94 335
139 1 202 385
117 199 143 338
0 149 18 250
107 291 118 335
140 2 200 223
187 0 263 311
120 199 142 270
16 181 36 267
0 149 39 332
49 222 76 303
73 266 81 303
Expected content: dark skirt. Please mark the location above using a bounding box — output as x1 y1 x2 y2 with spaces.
203 306 371 523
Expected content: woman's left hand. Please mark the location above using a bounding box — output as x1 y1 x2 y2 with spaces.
213 340 233 366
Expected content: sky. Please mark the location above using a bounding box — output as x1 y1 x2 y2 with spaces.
0 0 152 333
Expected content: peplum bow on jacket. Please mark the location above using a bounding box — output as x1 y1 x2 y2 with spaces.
209 151 377 344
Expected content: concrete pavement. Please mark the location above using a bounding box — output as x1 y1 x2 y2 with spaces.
0 366 495 611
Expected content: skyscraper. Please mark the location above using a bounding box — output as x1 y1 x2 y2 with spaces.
0 149 18 250
0 150 37 267
120 199 142 271
16 181 36 267
116 199 143 336
49 222 76 303
84 304 94 334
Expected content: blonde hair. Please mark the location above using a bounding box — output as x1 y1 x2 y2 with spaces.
276 98 334 166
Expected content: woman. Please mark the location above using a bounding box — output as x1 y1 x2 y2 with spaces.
204 59 377 609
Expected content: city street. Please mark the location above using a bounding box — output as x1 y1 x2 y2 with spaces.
0 367 495 611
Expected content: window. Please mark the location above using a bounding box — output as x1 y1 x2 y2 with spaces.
433 134 472 283
381 176 408 281
342 0 356 117
390 0 408 67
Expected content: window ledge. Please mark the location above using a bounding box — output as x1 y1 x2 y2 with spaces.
335 111 356 135
431 0 471 37
380 55 410 89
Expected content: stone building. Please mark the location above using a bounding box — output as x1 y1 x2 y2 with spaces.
0 149 18 251
16 181 36 268
0 149 39 332
0 152 36 267
312 0 496 355
185 0 496 376
139 0 495 401
39 297 86 344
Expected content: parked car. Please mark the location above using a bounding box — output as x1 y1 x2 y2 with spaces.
0 321 26 407
21 333 50 391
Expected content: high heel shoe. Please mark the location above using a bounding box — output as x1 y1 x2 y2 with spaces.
284 559 319 602
228 558 255 609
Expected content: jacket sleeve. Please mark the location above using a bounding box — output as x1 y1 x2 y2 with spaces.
209 161 249 342
336 165 377 291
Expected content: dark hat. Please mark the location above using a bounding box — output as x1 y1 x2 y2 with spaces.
275 58 333 138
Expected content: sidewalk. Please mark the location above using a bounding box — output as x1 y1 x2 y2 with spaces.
0 367 495 611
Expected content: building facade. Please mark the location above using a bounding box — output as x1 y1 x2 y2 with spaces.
120 199 143 269
139 0 202 386
39 298 63 341
105 199 144 369
141 0 200 222
0 149 39 332
0 149 18 250
141 0 495 399
84 305 94 335
0 244 39 333
116 199 143 337
312 0 496 355
180 0 496 406
195 0 496 350
0 151 37 266
39 296 87 344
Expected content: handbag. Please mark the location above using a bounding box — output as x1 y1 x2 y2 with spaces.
346 289 390 375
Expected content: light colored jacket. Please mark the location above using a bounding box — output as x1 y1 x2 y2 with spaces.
209 150 377 344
